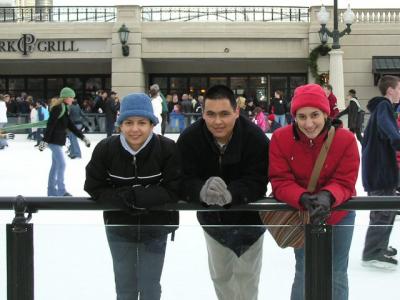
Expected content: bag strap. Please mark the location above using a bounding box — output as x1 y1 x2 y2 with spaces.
306 127 335 193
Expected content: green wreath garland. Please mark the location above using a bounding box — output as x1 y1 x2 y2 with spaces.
308 44 331 84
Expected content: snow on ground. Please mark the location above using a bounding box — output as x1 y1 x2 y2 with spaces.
0 134 399 299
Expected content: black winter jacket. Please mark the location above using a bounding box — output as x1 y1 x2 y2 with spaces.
43 103 84 145
84 134 182 240
177 115 269 256
337 98 362 130
362 97 400 191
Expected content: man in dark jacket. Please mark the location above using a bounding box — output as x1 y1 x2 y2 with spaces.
177 85 269 300
362 75 400 270
336 89 364 143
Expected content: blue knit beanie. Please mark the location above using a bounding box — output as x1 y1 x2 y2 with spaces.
116 93 159 125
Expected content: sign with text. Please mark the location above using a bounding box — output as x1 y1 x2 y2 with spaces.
0 34 79 55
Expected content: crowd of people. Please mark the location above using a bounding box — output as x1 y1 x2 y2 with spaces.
2 77 400 300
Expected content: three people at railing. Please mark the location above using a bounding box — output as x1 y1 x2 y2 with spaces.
84 93 182 300
269 84 360 300
81 83 364 300
177 85 269 300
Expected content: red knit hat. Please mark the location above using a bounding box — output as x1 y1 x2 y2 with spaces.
290 84 330 116
268 114 275 121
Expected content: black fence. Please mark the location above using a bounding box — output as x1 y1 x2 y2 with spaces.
1 195 399 300
0 6 116 23
141 6 310 22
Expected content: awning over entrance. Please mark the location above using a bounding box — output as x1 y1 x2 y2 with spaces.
373 56 400 73
372 56 400 84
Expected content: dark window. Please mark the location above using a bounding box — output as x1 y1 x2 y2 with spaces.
270 76 288 100
47 78 64 100
170 77 188 96
189 77 207 97
249 76 268 104
0 78 6 91
209 77 228 87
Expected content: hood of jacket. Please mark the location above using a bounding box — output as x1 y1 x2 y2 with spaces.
367 96 391 112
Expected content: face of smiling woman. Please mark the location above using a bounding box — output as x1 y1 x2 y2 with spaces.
295 106 327 139
120 116 154 151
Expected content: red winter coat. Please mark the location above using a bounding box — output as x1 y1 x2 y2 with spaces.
269 124 360 225
328 93 339 118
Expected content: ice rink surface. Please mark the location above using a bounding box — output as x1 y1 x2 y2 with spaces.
0 134 399 299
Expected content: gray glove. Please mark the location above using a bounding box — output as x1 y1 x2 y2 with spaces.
82 136 91 147
200 177 230 206
215 189 232 207
38 141 48 151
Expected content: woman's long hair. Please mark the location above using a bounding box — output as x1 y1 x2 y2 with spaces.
49 97 63 110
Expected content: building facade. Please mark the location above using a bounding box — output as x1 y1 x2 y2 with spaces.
0 5 400 108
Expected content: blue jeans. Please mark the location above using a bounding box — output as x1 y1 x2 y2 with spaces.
0 123 8 147
275 114 286 127
291 211 355 300
106 226 168 300
67 124 82 158
47 144 66 196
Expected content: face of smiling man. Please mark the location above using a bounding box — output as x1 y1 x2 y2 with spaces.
202 98 239 144
120 116 154 151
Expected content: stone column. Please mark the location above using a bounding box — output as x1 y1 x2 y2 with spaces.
328 49 345 111
112 5 145 98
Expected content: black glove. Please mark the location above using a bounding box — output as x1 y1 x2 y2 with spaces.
310 190 333 225
82 136 91 147
115 186 135 209
299 193 317 210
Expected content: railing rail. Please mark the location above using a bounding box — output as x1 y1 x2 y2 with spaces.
1 195 400 211
2 195 400 300
0 6 116 23
141 6 310 22
340 8 400 23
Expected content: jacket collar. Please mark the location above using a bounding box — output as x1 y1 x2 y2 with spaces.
119 133 155 156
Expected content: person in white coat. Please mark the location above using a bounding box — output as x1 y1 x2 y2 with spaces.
0 94 8 149
149 84 163 135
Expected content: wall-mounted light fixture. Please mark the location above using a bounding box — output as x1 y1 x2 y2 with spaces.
118 24 130 57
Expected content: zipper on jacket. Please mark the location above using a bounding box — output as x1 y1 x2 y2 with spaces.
132 155 138 179
309 139 314 147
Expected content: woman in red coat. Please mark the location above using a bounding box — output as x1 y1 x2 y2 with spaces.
269 84 360 300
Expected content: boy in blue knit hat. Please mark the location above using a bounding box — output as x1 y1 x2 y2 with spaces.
84 93 182 300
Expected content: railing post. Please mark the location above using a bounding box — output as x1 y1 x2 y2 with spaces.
7 195 34 300
304 224 332 300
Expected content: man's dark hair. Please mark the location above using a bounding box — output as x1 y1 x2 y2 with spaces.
204 85 236 109
378 75 400 96
348 89 356 98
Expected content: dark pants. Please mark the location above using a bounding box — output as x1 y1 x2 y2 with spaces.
362 189 397 260
106 120 115 137
349 127 362 144
106 227 168 300
161 112 167 135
